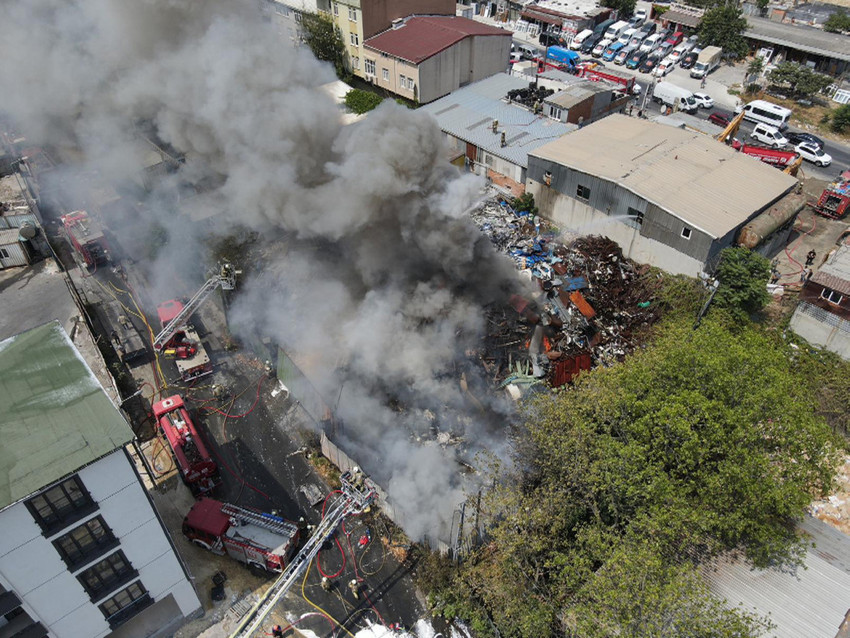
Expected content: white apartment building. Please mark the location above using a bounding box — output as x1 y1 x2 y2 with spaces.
0 321 201 638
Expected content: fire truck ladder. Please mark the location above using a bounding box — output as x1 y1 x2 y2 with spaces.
228 472 377 638
220 503 300 537
153 263 239 352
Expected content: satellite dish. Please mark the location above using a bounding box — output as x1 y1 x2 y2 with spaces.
18 221 37 239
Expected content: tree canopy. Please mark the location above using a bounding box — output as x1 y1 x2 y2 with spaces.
344 89 383 114
601 0 636 19
301 13 346 79
823 9 850 33
426 317 839 637
698 4 749 58
712 247 772 321
768 62 832 97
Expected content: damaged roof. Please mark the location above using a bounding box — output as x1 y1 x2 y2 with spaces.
812 244 850 295
0 321 133 511
364 16 511 64
530 115 798 238
420 74 577 169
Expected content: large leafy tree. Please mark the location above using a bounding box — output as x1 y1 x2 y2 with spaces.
301 13 346 79
698 4 749 58
601 0 636 19
823 9 850 33
712 247 772 321
768 62 833 97
435 318 838 637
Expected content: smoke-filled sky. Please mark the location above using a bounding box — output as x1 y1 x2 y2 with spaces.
0 0 521 540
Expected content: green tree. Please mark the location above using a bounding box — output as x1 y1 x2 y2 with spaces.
698 4 749 58
768 62 832 97
442 317 839 637
601 0 636 18
823 9 850 33
828 103 850 133
344 89 383 114
301 13 346 79
747 56 765 77
712 247 771 321
512 192 538 216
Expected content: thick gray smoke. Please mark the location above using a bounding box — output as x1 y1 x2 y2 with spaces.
0 0 520 540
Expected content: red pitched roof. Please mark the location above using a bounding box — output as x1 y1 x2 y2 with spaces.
364 16 511 64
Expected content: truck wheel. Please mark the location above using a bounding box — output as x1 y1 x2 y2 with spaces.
247 561 268 577
192 539 212 551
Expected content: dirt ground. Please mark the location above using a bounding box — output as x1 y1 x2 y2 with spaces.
811 457 850 535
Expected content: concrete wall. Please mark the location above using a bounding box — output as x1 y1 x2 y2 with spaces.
527 178 706 276
417 34 511 103
790 302 850 361
361 0 455 38
0 449 200 638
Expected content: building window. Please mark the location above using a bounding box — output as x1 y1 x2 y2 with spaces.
350 32 359 46
294 12 302 23
627 207 644 228
53 516 119 569
349 6 357 20
365 59 376 75
399 75 407 89
548 105 562 121
821 288 843 305
99 582 153 629
333 2 338 16
353 56 360 69
409 80 416 92
78 551 137 601
576 185 590 201
26 476 96 534
681 226 692 239
382 68 389 81
0 247 9 259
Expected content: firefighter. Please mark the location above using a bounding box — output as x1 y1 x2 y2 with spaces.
348 579 359 599
321 576 332 592
270 625 284 638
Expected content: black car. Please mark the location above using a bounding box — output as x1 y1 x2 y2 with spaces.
680 50 699 69
580 33 602 54
639 22 657 36
539 31 563 47
785 132 825 149
639 56 659 73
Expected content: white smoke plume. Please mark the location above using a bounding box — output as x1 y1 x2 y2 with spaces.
0 0 521 540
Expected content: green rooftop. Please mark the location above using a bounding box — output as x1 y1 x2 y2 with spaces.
0 321 134 511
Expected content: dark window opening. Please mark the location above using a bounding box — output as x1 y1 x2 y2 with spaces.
53 516 118 569
576 184 590 200
99 582 153 629
821 288 843 305
26 476 96 534
78 551 137 601
681 226 692 239
627 207 644 228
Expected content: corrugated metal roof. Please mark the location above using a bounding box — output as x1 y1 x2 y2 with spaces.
663 9 702 28
746 16 850 62
813 244 850 295
364 16 511 64
0 321 133 511
0 229 22 245
547 81 608 109
420 74 577 168
704 517 850 638
530 114 797 238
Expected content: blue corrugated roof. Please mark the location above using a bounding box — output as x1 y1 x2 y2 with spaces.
419 74 576 169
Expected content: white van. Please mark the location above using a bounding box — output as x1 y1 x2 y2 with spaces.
571 29 594 50
604 20 630 41
639 33 661 53
750 123 789 148
618 27 637 45
735 99 792 130
652 81 698 112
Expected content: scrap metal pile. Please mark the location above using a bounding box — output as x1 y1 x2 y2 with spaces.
471 197 660 395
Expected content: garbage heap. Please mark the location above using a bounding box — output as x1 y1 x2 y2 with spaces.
471 198 660 397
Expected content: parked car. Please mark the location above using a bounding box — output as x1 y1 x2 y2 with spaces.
539 31 562 47
615 45 636 65
680 48 700 69
639 33 662 53
665 30 684 46
628 33 646 48
653 57 676 77
626 50 648 69
592 39 611 57
628 14 645 28
602 41 625 61
795 142 832 166
639 56 660 73
580 33 603 54
634 8 648 22
708 111 732 127
692 92 714 108
655 41 674 59
639 21 656 36
750 123 789 148
785 132 825 150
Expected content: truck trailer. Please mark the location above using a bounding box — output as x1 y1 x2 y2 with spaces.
182 499 300 572
153 394 220 495
690 46 721 79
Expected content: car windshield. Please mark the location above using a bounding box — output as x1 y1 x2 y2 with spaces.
685 97 696 105
815 148 826 157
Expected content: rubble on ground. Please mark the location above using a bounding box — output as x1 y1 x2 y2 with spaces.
471 197 661 397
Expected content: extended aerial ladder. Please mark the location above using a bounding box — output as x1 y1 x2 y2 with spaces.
228 470 377 638
153 262 238 352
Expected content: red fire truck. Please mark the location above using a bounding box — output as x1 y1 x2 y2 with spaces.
811 169 850 219
182 499 300 572
152 395 220 495
60 210 109 268
730 140 799 168
156 300 213 381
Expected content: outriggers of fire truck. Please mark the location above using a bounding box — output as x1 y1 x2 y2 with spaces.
811 169 850 219
153 263 238 382
153 394 220 495
60 210 109 269
182 499 300 573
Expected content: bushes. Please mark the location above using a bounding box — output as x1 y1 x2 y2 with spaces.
344 89 383 114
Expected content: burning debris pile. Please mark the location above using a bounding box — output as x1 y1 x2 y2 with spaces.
472 197 660 396
506 84 555 110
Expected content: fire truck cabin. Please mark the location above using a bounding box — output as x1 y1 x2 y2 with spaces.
60 210 109 268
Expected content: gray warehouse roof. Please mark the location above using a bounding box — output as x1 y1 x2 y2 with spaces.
419 74 577 169
530 115 797 238
745 16 850 62
704 516 850 638
0 321 133 511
